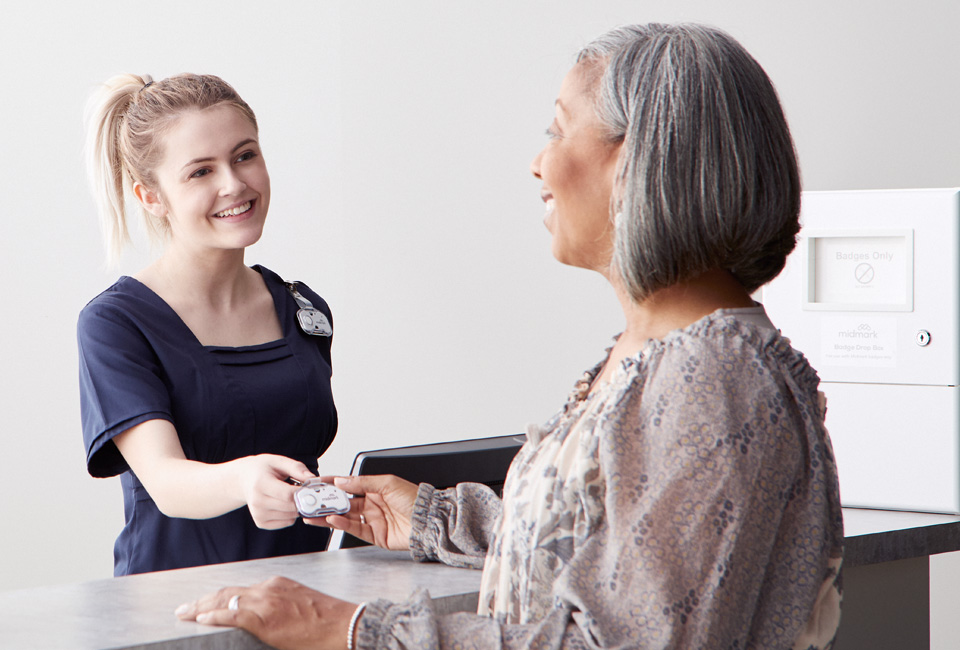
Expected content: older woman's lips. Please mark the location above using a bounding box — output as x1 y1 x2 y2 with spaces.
544 198 555 218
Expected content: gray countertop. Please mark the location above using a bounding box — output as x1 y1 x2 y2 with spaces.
0 546 482 650
5 508 960 649
842 507 960 568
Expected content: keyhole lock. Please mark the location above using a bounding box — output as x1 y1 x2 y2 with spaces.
916 330 932 347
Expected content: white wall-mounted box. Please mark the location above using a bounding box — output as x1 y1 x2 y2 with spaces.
763 188 960 513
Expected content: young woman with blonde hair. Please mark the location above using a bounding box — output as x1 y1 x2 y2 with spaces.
79 73 338 575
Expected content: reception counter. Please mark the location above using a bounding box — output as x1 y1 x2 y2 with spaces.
3 508 960 649
0 546 482 650
839 508 960 650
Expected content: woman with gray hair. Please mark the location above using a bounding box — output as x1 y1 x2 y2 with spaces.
178 23 843 649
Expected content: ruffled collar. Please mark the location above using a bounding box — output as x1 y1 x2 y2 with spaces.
560 304 816 414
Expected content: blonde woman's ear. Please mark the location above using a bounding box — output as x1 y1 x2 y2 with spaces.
133 181 165 218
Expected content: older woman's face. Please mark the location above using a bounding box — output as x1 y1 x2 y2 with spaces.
531 62 621 272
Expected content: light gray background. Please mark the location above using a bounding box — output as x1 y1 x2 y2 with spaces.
2 0 960 643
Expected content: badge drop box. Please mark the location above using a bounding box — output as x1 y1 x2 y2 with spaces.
762 188 960 513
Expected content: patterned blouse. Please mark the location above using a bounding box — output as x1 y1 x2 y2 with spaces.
357 306 844 650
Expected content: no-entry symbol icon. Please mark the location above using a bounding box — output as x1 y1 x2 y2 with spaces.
855 263 875 284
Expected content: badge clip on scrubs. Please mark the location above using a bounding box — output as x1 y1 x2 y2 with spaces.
285 282 332 337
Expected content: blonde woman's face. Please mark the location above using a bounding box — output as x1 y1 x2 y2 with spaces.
530 63 621 273
142 105 271 255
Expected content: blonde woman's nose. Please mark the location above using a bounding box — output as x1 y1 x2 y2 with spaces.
220 169 247 195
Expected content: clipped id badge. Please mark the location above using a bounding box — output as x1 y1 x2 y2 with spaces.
285 282 332 337
297 308 332 336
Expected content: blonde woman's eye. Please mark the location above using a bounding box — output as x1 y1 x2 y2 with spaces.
236 151 256 163
190 168 210 179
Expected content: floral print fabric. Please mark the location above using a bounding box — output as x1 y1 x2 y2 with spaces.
359 306 843 650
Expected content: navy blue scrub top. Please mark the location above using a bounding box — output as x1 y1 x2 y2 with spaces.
78 265 337 575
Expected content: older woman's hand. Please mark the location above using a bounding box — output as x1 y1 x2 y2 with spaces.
175 576 357 650
306 474 419 551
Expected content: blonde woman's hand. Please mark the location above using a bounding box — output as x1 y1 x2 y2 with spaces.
236 454 315 530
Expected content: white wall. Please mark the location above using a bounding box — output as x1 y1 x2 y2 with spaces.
2 0 960 599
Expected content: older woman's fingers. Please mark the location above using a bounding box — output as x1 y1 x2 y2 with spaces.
302 495 365 529
175 587 244 621
322 512 368 540
195 606 264 631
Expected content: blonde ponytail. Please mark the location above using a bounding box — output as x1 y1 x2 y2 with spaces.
83 72 258 265
84 74 151 265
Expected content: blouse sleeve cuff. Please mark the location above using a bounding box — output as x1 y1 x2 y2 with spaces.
409 483 437 561
410 482 456 562
354 598 393 650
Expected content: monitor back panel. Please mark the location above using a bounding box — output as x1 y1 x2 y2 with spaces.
329 434 526 549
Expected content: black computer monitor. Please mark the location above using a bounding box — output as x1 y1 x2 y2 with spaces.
327 433 526 549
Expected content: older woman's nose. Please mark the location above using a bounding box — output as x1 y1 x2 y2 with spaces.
530 148 544 179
